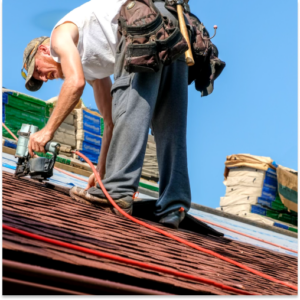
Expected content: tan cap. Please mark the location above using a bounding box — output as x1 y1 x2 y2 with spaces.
22 36 49 92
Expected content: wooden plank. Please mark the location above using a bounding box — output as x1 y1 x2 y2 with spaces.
144 154 157 158
138 186 159 198
144 158 158 162
143 168 159 173
141 175 159 183
140 178 159 187
143 164 158 168
141 170 159 177
147 135 155 143
3 146 16 156
144 161 158 166
146 144 156 151
69 159 92 172
144 137 159 180
54 162 92 178
142 163 158 168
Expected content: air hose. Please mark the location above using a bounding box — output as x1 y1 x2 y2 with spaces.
3 224 257 295
3 122 297 254
2 123 297 292
73 150 297 292
5 125 293 258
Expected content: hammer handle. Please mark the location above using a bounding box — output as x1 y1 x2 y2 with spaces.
177 4 195 66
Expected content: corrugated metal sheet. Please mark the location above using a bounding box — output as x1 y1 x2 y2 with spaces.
2 171 297 295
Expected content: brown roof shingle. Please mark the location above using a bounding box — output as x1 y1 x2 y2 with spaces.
2 171 298 295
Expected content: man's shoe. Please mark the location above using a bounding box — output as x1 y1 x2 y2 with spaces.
159 208 186 229
69 186 133 216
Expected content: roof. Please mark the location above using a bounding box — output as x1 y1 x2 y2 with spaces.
2 171 297 295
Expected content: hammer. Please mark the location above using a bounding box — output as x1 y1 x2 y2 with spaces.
176 0 195 66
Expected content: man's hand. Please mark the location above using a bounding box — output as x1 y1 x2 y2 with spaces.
28 128 54 157
85 173 97 190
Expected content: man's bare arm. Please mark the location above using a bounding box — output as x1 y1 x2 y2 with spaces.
86 77 113 186
28 23 85 156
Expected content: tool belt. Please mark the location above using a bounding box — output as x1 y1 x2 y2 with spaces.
118 0 189 73
118 0 226 96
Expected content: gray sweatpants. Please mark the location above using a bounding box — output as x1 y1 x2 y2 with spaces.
89 6 191 217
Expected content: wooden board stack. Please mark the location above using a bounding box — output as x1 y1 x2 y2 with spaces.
219 156 298 233
142 134 159 182
46 96 81 158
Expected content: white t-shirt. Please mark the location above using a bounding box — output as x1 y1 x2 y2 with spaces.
50 0 127 81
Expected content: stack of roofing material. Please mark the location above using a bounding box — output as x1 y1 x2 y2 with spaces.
74 106 159 179
74 108 104 164
1 90 76 164
277 165 298 214
219 154 298 232
2 89 51 140
2 88 160 184
142 134 159 182
2 137 17 149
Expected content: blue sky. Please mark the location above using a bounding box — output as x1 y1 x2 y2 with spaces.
2 0 298 208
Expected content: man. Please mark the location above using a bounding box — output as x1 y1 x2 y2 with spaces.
22 0 129 184
23 0 192 229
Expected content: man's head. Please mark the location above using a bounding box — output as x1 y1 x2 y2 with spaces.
22 36 64 91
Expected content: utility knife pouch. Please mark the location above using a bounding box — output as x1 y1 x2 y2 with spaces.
125 41 159 73
119 0 188 73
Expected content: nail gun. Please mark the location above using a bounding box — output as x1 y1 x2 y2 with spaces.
14 124 60 182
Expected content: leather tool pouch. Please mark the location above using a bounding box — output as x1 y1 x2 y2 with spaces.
187 12 226 97
118 0 188 73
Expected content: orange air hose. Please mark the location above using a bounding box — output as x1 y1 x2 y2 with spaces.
5 120 295 253
2 122 18 140
2 121 297 253
73 150 298 291
2 224 258 295
53 167 88 182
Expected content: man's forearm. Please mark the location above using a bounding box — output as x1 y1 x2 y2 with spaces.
45 79 85 134
90 77 113 179
96 124 113 178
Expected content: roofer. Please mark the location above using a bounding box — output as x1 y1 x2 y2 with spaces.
22 0 225 229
